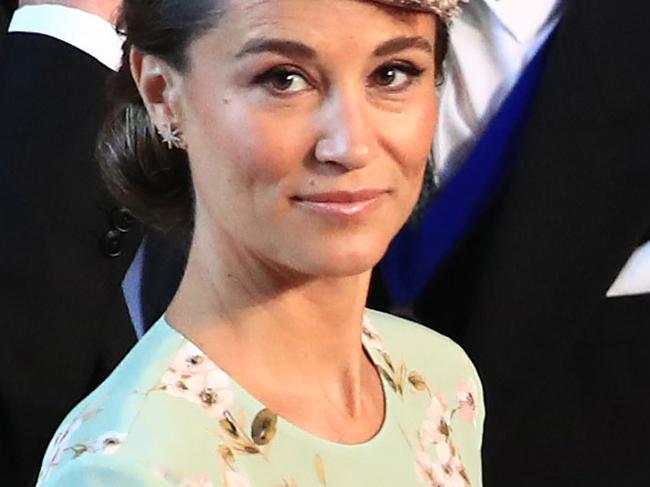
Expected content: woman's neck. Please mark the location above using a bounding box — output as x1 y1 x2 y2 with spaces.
165 231 380 433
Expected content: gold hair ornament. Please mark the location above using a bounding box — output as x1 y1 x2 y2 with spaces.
370 0 468 20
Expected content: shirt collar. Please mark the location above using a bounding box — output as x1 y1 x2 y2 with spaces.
8 5 123 71
483 0 563 44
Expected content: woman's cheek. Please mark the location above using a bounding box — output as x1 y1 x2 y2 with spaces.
399 100 437 177
226 104 308 180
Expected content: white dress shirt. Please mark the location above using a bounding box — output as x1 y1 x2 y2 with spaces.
433 0 562 182
8 5 123 71
607 244 650 297
434 0 650 296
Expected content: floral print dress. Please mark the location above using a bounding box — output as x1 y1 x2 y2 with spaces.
37 309 484 487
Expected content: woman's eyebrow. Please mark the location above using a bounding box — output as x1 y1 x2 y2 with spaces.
234 35 432 60
235 38 316 59
373 36 433 57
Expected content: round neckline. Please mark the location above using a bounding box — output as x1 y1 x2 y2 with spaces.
158 314 395 451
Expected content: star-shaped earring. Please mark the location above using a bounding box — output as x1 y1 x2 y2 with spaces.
157 123 185 150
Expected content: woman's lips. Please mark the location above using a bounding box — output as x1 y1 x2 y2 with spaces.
291 189 389 217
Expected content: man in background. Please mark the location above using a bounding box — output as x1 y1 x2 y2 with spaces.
0 0 14 32
0 7 8 34
0 1 144 483
371 0 650 484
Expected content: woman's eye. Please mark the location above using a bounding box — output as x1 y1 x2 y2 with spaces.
370 63 424 90
255 68 310 95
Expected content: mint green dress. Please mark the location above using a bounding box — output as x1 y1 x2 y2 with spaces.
37 309 484 487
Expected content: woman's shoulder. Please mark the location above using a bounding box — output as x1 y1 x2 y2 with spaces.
363 308 484 427
37 454 173 486
37 318 193 485
364 308 478 373
364 309 485 486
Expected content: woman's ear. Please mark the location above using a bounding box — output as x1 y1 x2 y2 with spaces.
129 47 184 129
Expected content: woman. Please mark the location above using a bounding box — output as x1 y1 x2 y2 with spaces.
37 0 482 485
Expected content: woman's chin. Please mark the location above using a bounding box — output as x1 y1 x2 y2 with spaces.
315 260 377 278
295 243 388 279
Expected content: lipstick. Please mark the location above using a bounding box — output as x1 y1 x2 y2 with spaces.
291 189 388 217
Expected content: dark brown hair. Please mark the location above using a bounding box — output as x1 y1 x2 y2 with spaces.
97 0 449 240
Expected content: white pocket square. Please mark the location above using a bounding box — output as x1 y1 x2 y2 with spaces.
607 241 650 297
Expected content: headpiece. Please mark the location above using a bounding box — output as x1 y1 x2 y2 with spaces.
370 0 468 20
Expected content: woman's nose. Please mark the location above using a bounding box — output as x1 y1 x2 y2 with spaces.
314 90 377 170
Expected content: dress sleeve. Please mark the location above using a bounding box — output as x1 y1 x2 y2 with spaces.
458 347 486 486
471 354 486 452
37 455 174 487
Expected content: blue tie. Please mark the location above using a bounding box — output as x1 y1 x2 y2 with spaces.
380 42 551 309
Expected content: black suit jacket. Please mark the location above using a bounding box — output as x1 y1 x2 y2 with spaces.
0 9 7 35
0 1 15 35
370 1 650 484
0 33 143 486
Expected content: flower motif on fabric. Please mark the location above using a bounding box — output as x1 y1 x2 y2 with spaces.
179 478 215 487
37 405 111 482
420 394 452 445
363 317 406 395
38 415 85 479
61 431 126 461
217 407 278 456
156 342 235 419
156 343 285 483
363 317 431 400
223 470 253 487
412 379 479 486
154 469 217 486
360 316 475 485
215 409 278 487
274 480 299 487
415 446 469 487
91 431 127 455
362 316 386 352
456 379 478 426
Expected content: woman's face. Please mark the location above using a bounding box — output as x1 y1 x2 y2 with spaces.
176 0 438 278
